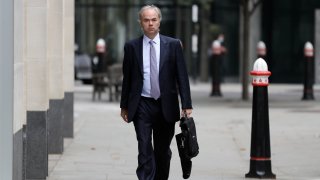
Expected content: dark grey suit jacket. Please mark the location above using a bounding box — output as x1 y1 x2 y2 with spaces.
120 34 192 123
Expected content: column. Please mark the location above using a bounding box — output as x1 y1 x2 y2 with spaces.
14 0 25 179
63 0 75 138
0 0 14 179
47 0 64 154
25 0 49 179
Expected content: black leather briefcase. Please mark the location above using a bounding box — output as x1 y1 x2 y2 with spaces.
176 114 199 179
176 133 193 179
176 115 199 159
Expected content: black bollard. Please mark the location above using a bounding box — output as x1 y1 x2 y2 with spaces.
257 41 267 60
210 40 222 97
246 58 276 179
93 38 107 74
302 42 315 100
92 38 107 101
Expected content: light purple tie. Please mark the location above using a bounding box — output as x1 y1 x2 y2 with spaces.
149 41 160 99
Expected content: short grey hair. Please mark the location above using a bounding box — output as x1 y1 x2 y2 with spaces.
138 5 162 23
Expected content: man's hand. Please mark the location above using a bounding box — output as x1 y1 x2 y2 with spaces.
120 108 129 123
181 109 192 118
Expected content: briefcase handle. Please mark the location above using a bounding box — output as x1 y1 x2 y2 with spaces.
180 111 190 127
183 111 188 118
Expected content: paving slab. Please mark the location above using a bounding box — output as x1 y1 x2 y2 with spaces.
48 82 320 180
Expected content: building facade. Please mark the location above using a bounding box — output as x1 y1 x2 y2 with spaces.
212 0 320 83
74 0 320 83
0 0 75 179
75 0 195 77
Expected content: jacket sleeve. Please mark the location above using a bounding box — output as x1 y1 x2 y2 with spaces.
175 40 193 109
120 43 131 109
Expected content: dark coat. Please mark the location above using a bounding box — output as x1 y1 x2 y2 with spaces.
120 34 192 123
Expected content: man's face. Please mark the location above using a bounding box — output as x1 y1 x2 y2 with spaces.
140 8 160 39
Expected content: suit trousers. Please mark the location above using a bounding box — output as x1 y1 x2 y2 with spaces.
133 97 175 180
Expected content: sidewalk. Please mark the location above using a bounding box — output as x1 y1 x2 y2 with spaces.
47 82 320 180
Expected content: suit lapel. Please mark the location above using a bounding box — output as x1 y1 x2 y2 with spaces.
159 35 168 73
134 36 144 77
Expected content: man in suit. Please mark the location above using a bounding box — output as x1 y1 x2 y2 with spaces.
120 5 193 180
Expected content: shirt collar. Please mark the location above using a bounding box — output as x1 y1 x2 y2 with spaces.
143 33 160 45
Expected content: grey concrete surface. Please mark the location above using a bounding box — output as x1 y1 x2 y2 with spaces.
26 111 48 179
47 81 320 180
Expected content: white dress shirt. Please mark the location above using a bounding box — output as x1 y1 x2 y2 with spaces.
141 33 160 97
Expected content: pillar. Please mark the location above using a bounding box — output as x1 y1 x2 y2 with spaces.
0 0 14 179
47 0 64 154
14 0 25 179
25 0 49 179
63 0 75 138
